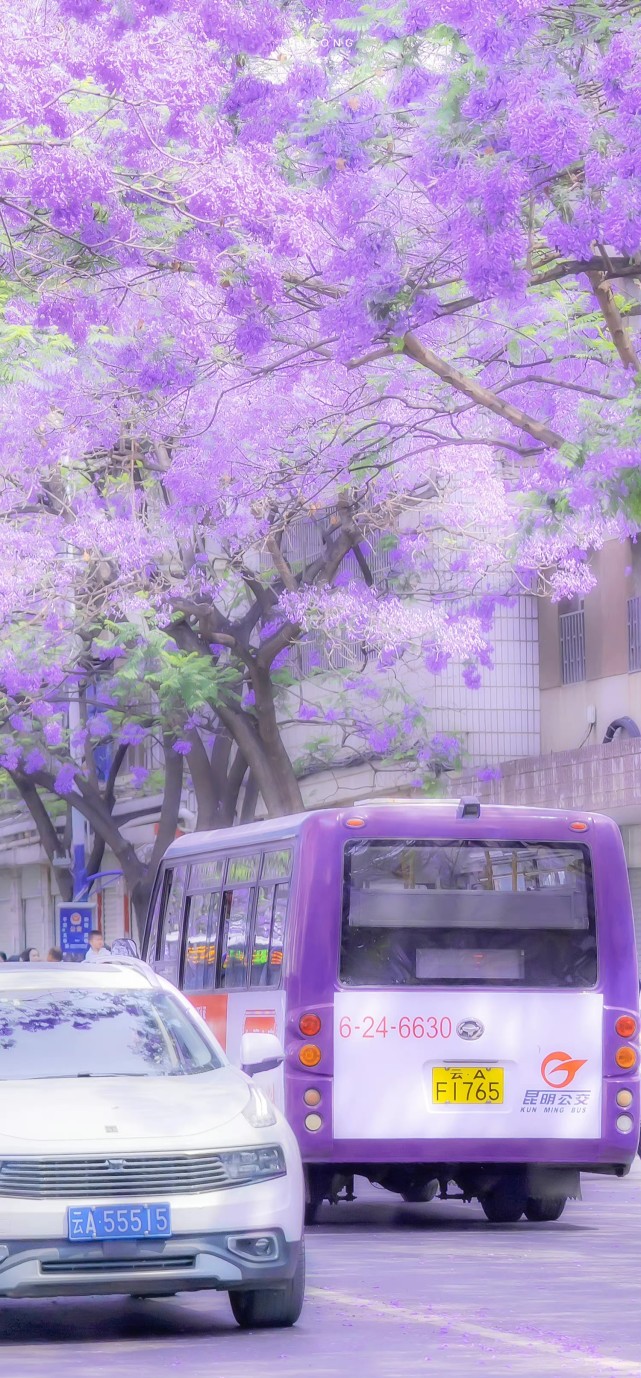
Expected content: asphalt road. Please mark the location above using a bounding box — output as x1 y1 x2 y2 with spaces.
1 1163 640 1378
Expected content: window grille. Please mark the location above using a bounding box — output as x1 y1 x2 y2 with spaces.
628 596 641 673
559 607 586 684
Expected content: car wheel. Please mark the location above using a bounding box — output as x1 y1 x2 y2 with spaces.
481 1184 527 1224
229 1244 305 1329
524 1196 567 1223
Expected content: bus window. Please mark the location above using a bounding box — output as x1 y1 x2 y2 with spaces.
340 840 597 989
188 858 224 891
250 882 288 987
218 885 252 988
251 887 274 986
226 854 260 884
145 868 167 963
183 891 217 993
261 849 292 881
269 884 288 984
156 865 187 984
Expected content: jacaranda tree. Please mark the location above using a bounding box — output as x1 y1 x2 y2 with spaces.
0 0 639 927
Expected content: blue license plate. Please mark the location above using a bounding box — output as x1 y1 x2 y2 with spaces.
67 1203 171 1242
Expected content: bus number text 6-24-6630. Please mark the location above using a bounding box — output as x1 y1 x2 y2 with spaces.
338 1016 452 1040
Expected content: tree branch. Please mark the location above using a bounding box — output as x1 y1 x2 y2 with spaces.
402 332 566 450
587 271 641 372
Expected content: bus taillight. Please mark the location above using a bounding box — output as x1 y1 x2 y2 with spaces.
615 1015 638 1039
615 1046 637 1071
299 1044 321 1068
299 1013 321 1036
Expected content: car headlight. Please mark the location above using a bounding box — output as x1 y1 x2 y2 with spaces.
242 1084 277 1129
219 1146 286 1183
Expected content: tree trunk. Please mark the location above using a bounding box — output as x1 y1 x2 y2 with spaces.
251 666 304 815
240 769 259 823
11 775 74 902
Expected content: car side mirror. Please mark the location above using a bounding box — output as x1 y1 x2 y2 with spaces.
110 938 140 958
240 1031 285 1076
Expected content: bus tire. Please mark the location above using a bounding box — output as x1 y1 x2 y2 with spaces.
480 1184 526 1224
524 1196 566 1223
229 1246 305 1330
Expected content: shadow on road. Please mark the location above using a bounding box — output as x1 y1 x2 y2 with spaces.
0 1295 239 1347
308 1193 591 1234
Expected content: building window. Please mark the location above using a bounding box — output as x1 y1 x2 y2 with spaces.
559 603 586 684
628 596 641 673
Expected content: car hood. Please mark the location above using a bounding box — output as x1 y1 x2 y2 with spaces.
0 1067 253 1151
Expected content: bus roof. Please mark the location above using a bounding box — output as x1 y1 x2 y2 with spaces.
162 800 615 863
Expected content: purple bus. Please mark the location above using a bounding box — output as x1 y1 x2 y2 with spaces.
142 799 640 1224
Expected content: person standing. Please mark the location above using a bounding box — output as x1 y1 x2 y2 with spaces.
17 947 40 962
83 930 111 963
47 947 63 962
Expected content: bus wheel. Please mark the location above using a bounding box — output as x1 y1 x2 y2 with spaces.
524 1196 567 1223
480 1183 527 1224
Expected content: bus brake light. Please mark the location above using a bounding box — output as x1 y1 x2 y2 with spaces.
615 1015 637 1039
299 1044 321 1068
615 1046 637 1071
299 1013 321 1036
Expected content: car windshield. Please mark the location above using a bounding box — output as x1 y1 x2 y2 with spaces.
0 989 223 1080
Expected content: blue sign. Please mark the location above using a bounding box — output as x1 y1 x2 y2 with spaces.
59 903 94 955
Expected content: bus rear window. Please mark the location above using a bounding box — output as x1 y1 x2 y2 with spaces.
340 840 597 988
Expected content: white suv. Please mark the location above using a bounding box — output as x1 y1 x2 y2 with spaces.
0 960 304 1327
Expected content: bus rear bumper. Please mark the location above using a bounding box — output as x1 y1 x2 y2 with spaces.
311 1137 637 1173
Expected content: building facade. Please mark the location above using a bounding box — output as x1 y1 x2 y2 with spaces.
460 538 641 962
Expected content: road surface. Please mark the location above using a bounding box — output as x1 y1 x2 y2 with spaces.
1 1164 639 1377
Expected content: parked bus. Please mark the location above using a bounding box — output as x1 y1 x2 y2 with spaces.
142 800 640 1224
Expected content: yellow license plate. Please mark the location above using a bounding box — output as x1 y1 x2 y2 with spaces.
432 1066 504 1105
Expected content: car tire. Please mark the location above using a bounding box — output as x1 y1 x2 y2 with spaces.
229 1244 305 1329
480 1184 527 1224
524 1196 567 1223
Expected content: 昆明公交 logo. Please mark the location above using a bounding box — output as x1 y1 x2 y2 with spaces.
457 1019 484 1041
541 1051 587 1089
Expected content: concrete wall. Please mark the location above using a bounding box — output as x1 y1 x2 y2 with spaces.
456 735 641 822
539 538 641 752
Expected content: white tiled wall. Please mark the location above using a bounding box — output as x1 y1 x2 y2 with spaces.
424 598 540 765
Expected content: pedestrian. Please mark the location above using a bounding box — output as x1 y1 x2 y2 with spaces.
83 930 111 963
47 947 63 962
18 947 40 962
0 952 6 962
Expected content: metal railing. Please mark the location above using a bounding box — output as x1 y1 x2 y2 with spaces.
628 596 641 672
559 608 586 684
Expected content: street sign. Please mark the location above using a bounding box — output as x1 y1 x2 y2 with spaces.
59 903 95 956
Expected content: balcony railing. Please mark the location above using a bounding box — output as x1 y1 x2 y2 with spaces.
628 596 641 672
559 608 586 684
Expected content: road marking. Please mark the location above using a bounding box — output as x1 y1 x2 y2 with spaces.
308 1286 639 1373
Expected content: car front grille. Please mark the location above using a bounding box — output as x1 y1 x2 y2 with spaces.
0 1152 233 1199
40 1256 196 1275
